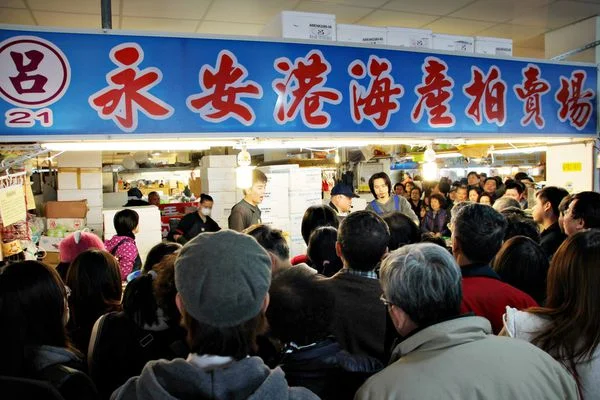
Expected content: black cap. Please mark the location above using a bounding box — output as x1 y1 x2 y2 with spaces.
331 183 359 198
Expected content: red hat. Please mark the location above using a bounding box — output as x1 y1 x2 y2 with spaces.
58 230 105 263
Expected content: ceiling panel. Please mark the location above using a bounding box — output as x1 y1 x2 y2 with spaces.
303 0 387 7
511 0 600 28
424 17 497 35
476 23 548 40
295 1 374 24
514 34 545 48
121 16 199 32
205 0 300 24
357 10 439 28
197 20 264 36
450 0 548 23
383 0 473 16
33 11 108 29
2 0 26 8
27 0 120 14
122 0 211 20
0 7 34 25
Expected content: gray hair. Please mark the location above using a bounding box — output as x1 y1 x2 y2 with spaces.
380 243 462 327
493 196 521 212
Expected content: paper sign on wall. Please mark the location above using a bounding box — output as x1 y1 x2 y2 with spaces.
562 162 582 172
24 182 36 210
0 185 27 226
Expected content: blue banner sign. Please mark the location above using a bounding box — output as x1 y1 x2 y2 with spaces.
0 27 596 136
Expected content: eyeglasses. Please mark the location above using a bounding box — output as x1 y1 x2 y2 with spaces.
64 285 71 298
379 294 394 308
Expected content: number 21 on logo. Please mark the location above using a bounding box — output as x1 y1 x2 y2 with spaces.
5 108 53 128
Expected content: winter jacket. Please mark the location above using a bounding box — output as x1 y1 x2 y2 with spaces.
110 356 318 400
421 209 450 236
366 195 419 225
356 316 578 400
104 236 140 280
503 307 600 399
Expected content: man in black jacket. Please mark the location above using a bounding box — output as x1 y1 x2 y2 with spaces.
173 194 220 243
532 186 569 258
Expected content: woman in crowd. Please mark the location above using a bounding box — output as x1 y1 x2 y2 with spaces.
290 205 339 266
126 241 181 282
383 212 420 252
56 230 105 282
408 187 423 217
0 261 99 400
502 230 600 399
479 193 493 206
66 250 122 356
104 209 141 280
421 193 450 237
468 187 482 203
307 226 342 277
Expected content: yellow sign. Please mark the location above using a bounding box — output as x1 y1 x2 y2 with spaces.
0 185 27 226
24 182 36 210
562 162 582 172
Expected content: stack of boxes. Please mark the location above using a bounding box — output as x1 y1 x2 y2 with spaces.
199 155 239 229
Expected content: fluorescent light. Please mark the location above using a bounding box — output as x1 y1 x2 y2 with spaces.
465 138 572 145
422 162 438 181
490 146 547 155
435 152 463 159
237 138 432 149
41 140 237 151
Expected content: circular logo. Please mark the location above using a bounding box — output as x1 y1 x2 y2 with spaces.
0 35 71 108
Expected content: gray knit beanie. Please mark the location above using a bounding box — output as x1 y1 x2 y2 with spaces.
174 229 271 327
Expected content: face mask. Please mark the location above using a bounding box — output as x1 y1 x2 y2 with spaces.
200 207 211 216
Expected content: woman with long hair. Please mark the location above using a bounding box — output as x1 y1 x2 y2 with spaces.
502 229 600 398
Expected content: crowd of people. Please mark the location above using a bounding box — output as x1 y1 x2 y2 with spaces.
1 169 599 400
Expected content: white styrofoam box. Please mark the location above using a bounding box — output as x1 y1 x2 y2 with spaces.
432 34 474 53
102 206 162 238
236 190 245 202
259 164 300 173
58 189 102 207
290 237 307 258
211 204 237 220
290 190 323 214
87 223 103 235
103 192 128 208
262 11 336 41
208 191 237 205
289 212 304 238
265 172 290 189
39 236 63 252
58 171 102 190
87 206 103 225
337 24 387 45
201 178 235 193
56 151 101 168
351 197 368 211
264 218 291 233
290 168 322 191
200 155 237 168
201 167 236 182
475 36 513 56
387 27 432 49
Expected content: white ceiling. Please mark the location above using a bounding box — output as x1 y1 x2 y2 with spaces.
1 0 599 59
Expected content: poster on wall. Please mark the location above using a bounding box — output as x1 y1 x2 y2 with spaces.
0 26 597 137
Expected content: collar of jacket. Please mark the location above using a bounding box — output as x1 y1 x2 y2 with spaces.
460 263 501 280
541 221 561 237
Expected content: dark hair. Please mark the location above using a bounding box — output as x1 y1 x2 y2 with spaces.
467 171 479 178
528 230 600 383
420 232 448 249
571 191 600 229
143 242 182 274
368 172 391 198
468 187 481 201
307 226 342 277
153 254 180 324
148 191 159 198
113 209 140 238
253 169 268 185
504 214 540 243
66 250 122 331
123 274 158 327
514 172 529 181
452 203 507 264
479 193 493 205
429 193 446 208
484 177 497 187
267 267 334 346
536 186 569 217
504 179 525 195
338 211 390 271
393 182 405 191
0 261 75 376
558 194 573 215
383 212 420 251
410 186 422 197
300 205 339 245
492 236 549 305
199 193 214 204
437 181 450 195
244 224 290 261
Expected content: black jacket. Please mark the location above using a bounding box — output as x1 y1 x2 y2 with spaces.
540 222 566 258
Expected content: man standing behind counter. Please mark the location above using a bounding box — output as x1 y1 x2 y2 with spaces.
229 169 268 232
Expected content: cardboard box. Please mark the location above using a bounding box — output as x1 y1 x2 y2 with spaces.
432 34 474 53
262 11 336 41
45 200 88 219
337 24 387 45
58 189 102 207
188 177 202 197
56 151 101 168
39 235 63 252
387 27 432 49
43 251 61 268
200 155 237 168
47 218 86 232
475 36 513 56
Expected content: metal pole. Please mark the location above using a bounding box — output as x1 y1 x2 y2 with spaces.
101 0 112 30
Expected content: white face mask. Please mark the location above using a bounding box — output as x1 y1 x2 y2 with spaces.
200 207 211 216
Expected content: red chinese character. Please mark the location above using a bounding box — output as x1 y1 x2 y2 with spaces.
411 57 455 128
514 64 550 129
9 49 48 94
187 50 263 126
555 70 595 130
89 43 173 132
348 56 403 129
272 50 341 128
463 66 506 126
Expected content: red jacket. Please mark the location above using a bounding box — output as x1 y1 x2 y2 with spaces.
460 264 538 334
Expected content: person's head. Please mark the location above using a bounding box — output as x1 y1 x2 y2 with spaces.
562 191 600 236
148 191 160 206
456 186 468 202
492 236 548 305
330 182 358 214
0 261 73 376
383 212 420 251
153 254 180 324
244 224 290 269
243 169 268 206
504 180 525 201
380 243 462 336
467 171 480 186
113 208 140 238
483 177 497 194
437 181 450 196
58 231 105 264
174 230 271 359
267 267 334 346
479 193 492 206
492 196 521 212
393 182 405 196
405 181 415 193
429 193 446 211
450 203 507 265
142 242 182 274
468 187 481 202
514 172 528 181
127 187 143 200
369 172 392 201
448 187 457 202
337 211 390 271
479 172 487 185
420 232 448 249
410 186 422 202
558 194 574 234
307 226 342 277
300 205 339 245
533 186 569 225
199 193 214 217
65 249 122 328
531 229 600 371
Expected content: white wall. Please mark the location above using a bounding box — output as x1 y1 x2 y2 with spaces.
546 142 594 193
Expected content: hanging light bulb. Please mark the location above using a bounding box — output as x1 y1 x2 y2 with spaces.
334 148 340 164
424 143 436 163
423 162 438 181
236 144 254 189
